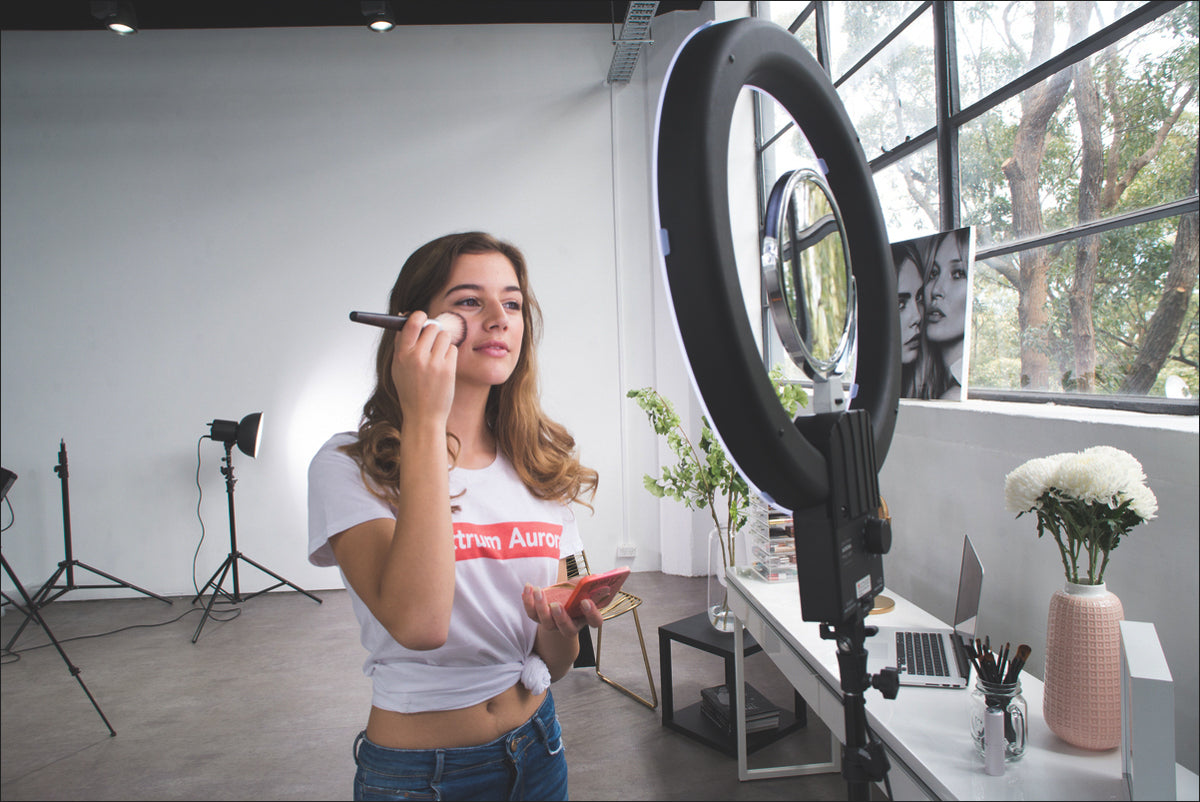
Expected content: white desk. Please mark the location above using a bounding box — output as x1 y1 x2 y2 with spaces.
726 570 1195 800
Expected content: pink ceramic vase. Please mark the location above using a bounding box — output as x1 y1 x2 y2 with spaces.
1043 582 1124 750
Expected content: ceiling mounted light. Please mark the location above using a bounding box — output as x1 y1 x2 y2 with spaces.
361 1 395 32
91 0 138 35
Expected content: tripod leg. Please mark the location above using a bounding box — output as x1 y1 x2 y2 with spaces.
192 555 235 643
3 563 67 652
70 561 173 605
191 556 232 606
2 556 115 736
235 553 323 604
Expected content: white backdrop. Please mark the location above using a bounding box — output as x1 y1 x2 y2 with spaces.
0 21 665 598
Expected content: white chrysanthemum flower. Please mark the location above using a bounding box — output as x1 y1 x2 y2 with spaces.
1004 453 1067 512
1006 445 1155 585
1125 482 1158 521
1054 446 1151 509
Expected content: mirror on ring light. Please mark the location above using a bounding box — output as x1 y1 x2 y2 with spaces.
762 166 856 413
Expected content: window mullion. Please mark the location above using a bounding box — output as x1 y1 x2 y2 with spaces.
813 1 832 74
974 195 1200 261
934 0 960 231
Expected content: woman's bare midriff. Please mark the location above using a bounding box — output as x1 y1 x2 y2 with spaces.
365 682 545 749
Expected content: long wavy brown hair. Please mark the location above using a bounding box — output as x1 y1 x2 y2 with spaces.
342 231 597 511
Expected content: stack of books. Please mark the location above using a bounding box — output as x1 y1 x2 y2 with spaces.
700 683 781 734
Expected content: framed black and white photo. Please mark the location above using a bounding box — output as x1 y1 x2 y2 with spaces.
891 227 976 400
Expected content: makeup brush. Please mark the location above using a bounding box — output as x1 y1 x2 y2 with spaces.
349 311 467 347
1003 644 1032 684
964 640 985 681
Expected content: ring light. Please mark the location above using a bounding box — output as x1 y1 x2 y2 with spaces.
653 18 899 513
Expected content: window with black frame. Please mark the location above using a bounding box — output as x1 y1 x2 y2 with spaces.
754 0 1198 414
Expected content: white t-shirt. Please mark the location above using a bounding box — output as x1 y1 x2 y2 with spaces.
307 432 583 713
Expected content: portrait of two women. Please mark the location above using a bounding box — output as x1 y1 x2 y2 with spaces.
891 227 975 400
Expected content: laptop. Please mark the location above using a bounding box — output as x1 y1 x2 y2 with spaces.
867 535 984 689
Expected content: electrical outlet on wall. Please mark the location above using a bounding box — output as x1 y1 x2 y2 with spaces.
616 544 637 558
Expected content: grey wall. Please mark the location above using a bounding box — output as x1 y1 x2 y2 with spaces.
880 400 1199 772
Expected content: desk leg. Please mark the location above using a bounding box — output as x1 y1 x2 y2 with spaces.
734 618 842 782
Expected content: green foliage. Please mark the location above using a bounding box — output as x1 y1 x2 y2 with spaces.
1021 490 1146 585
627 368 807 561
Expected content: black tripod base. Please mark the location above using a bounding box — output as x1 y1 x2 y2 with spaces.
2 556 116 737
46 559 173 604
191 550 321 643
3 560 172 653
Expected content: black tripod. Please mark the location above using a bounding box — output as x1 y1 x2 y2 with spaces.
2 553 116 735
191 440 320 643
1 467 115 736
3 441 172 653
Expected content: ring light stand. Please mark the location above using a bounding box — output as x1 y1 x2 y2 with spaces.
654 19 901 800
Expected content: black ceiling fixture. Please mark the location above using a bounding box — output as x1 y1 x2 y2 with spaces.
2 1 703 32
90 0 137 34
360 0 395 32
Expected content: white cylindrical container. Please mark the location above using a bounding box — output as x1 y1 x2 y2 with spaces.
984 708 1005 776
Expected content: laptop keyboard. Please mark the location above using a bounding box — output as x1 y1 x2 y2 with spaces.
897 631 950 677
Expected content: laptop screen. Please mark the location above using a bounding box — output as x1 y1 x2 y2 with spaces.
952 535 984 638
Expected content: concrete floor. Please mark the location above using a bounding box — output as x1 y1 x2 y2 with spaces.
1 570 852 800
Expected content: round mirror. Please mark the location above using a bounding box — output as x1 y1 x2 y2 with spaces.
762 167 856 380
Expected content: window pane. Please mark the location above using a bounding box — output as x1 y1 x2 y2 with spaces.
759 0 809 32
969 250 1023 390
835 6 936 160
873 142 940 242
955 1 1154 108
970 216 1199 396
794 12 818 59
759 110 821 183
961 4 1198 251
828 0 927 81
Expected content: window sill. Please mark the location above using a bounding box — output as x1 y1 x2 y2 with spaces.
899 396 1199 434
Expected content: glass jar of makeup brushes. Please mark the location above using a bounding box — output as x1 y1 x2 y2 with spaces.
970 679 1028 762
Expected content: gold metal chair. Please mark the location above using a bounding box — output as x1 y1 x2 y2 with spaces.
565 551 658 709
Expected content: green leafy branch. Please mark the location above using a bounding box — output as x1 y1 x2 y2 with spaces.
628 367 807 568
1019 490 1145 584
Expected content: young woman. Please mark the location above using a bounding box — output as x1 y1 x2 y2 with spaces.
923 230 971 400
892 240 928 398
307 231 601 801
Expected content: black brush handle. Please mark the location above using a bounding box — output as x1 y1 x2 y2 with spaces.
349 311 409 329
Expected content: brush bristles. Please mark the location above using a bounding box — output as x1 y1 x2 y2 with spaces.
428 312 467 347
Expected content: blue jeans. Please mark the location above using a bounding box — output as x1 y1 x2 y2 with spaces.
352 692 568 801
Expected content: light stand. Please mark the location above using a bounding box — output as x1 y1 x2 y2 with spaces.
1 467 116 736
653 19 903 801
192 413 320 643
3 440 172 653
